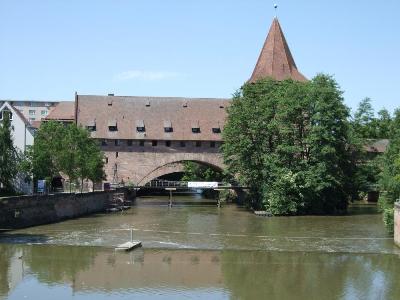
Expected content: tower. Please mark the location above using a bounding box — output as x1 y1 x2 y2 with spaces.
249 18 307 83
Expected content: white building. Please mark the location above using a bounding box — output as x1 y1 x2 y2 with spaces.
0 101 36 194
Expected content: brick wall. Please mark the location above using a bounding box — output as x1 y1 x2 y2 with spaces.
0 191 114 229
101 140 224 184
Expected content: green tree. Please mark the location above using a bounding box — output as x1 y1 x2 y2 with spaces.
223 75 355 214
29 121 105 193
353 98 376 138
0 110 19 193
31 121 66 182
181 161 224 182
378 109 400 233
376 109 392 139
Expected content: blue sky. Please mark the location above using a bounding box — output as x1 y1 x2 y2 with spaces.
1 0 399 114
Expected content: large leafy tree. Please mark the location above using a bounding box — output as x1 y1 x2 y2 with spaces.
379 109 400 232
0 110 19 193
223 74 355 214
28 121 104 192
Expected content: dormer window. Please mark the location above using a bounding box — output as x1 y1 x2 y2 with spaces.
192 121 200 133
136 120 145 132
108 119 118 131
212 127 221 134
86 120 96 132
212 122 221 133
164 120 173 133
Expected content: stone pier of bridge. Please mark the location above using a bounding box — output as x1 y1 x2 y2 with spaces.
395 202 400 248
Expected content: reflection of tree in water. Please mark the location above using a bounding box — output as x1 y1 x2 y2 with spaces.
24 245 98 284
0 245 16 297
221 250 400 299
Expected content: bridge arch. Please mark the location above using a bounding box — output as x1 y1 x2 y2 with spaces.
137 154 224 186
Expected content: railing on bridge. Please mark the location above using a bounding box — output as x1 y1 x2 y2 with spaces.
145 180 188 188
144 179 227 189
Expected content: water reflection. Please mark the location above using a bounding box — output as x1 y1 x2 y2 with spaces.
1 244 400 299
1 201 400 299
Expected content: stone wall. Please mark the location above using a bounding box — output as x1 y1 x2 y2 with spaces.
395 202 400 248
0 191 114 229
102 142 224 185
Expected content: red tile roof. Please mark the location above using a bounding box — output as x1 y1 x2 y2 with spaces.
249 18 307 83
77 95 230 141
45 101 75 121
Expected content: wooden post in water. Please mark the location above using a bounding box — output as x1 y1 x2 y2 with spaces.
165 188 176 207
214 189 225 208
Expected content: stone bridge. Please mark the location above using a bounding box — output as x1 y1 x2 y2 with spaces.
103 148 224 186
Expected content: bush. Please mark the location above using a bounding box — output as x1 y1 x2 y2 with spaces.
383 208 394 234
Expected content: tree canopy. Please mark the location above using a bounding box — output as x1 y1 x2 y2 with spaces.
223 74 356 214
0 110 19 193
26 121 105 192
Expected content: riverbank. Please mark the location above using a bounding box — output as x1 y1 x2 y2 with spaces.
0 191 115 229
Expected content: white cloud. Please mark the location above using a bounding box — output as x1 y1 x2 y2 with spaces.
114 70 182 81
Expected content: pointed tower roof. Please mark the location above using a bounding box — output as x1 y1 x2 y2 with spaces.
249 18 307 83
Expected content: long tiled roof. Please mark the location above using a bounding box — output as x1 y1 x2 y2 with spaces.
45 101 75 121
77 95 230 141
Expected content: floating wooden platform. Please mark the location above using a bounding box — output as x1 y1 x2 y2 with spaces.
254 211 272 217
115 241 142 251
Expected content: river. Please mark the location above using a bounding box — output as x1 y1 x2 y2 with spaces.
1 195 399 299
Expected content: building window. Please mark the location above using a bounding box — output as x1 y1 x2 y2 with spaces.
136 120 145 132
29 110 36 116
114 139 119 146
212 128 221 134
180 141 186 147
87 120 96 132
210 141 216 148
101 139 107 146
195 141 201 148
105 157 109 164
164 120 173 132
152 140 158 147
29 117 35 121
127 140 133 146
139 140 145 147
165 141 171 147
116 152 119 158
87 125 96 132
192 121 200 133
108 120 118 131
41 110 48 116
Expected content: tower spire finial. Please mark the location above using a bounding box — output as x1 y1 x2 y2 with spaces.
274 4 278 18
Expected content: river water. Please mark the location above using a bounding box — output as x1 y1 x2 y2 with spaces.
1 195 399 299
